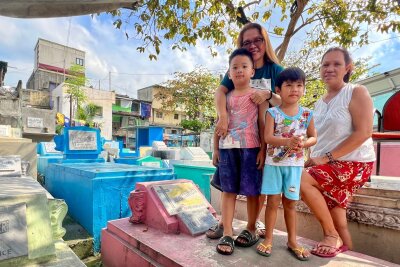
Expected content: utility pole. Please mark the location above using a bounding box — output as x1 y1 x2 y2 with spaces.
109 71 111 91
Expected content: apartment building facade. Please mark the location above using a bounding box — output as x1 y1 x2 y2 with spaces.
137 84 186 135
26 38 85 91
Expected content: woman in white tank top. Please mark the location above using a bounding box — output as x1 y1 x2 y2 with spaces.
300 47 375 258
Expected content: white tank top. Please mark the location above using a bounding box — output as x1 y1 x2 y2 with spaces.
311 83 376 162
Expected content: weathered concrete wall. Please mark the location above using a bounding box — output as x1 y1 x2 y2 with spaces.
22 89 50 107
21 107 56 135
27 69 65 91
0 98 20 127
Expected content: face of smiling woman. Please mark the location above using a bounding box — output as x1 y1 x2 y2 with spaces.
241 28 266 69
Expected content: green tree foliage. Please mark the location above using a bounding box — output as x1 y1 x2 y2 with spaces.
108 0 399 60
154 66 219 132
76 103 102 127
64 64 88 120
180 119 204 133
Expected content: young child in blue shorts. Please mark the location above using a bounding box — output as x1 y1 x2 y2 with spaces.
256 67 317 260
212 48 268 255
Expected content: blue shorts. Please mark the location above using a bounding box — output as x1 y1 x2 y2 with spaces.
261 165 302 200
217 148 262 196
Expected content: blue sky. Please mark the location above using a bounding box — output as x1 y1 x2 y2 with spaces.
0 12 399 98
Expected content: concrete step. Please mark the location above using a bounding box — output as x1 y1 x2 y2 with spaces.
102 217 399 267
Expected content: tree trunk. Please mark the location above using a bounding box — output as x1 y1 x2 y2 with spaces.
276 0 309 61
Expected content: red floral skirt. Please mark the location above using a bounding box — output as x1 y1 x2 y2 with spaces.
305 161 374 209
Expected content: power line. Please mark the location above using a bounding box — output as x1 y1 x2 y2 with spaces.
109 72 174 76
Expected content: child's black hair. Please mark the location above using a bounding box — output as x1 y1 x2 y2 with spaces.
276 67 306 89
229 48 254 66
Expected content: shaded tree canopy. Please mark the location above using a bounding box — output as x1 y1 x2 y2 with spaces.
108 0 400 60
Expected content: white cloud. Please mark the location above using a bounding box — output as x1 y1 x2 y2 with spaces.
1 13 399 97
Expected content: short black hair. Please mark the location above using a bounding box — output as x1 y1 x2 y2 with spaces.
229 48 254 66
276 67 306 89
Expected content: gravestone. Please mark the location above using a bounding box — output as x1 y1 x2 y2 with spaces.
180 147 210 161
0 176 55 266
0 156 21 177
53 126 103 160
0 125 10 137
68 130 97 151
0 137 37 179
0 162 83 266
43 142 60 154
128 179 217 236
0 203 28 261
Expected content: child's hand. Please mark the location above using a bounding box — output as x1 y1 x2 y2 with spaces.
287 136 302 149
212 150 220 167
256 149 266 170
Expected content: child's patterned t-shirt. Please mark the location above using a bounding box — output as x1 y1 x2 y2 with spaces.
266 106 313 166
219 90 260 149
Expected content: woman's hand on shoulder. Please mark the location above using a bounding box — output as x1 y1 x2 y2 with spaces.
250 90 270 105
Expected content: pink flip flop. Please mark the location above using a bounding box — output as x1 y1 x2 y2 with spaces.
311 244 348 258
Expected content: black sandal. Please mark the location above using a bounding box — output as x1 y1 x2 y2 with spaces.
216 236 235 255
234 229 259 247
206 223 223 239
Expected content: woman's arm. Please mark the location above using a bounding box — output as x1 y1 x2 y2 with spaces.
303 117 317 148
212 130 221 167
256 101 268 169
215 85 229 137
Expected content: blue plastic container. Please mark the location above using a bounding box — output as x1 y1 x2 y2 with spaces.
44 162 175 252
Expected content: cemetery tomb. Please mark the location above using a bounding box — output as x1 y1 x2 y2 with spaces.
44 162 176 252
173 164 216 201
0 156 84 266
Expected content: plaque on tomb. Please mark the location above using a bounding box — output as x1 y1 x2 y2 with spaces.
152 182 208 216
0 204 28 260
43 142 59 154
0 125 10 137
0 156 21 177
177 208 217 235
68 130 97 150
142 161 161 168
27 117 43 128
